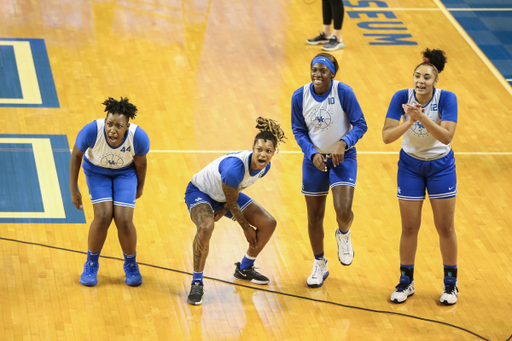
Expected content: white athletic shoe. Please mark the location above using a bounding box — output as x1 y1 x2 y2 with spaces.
391 279 415 303
307 259 329 288
440 280 458 305
335 229 354 265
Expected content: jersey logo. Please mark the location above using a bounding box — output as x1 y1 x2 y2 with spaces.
100 153 125 167
311 108 333 130
410 121 429 137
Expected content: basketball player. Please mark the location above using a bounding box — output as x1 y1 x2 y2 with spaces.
70 97 150 287
291 53 367 288
382 48 459 305
184 117 286 305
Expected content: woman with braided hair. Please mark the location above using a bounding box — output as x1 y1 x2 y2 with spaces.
184 117 286 305
383 48 459 305
70 97 150 287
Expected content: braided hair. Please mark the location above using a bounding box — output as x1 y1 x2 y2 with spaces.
102 97 138 120
254 117 287 151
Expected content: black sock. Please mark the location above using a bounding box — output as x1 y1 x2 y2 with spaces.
400 265 414 282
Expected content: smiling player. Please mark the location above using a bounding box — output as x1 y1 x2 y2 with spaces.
291 53 367 288
382 48 459 305
70 97 150 287
184 117 286 305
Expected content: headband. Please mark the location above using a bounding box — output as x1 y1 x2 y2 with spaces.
311 56 336 75
422 57 438 72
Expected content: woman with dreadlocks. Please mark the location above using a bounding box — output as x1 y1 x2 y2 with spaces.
70 97 150 287
184 117 286 305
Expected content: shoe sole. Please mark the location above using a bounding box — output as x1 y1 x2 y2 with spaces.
306 40 329 45
391 292 415 304
126 280 143 287
322 44 345 51
307 271 329 288
440 299 457 305
234 274 269 285
187 299 203 305
79 279 97 287
339 250 355 266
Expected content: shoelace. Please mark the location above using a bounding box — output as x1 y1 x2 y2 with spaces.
84 262 98 273
444 283 457 294
310 262 324 278
395 282 410 292
125 263 140 275
190 282 203 295
339 234 351 254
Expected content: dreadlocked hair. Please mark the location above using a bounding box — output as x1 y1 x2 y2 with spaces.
254 117 287 151
102 97 138 120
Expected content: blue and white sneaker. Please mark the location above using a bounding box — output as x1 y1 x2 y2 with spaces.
307 258 329 288
440 279 458 305
80 261 99 286
124 262 143 287
335 229 354 266
391 278 415 303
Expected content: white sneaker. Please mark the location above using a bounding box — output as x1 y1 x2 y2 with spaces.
335 229 354 266
440 280 458 305
391 279 415 303
307 259 329 288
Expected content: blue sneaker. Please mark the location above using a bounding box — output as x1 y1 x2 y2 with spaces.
124 262 143 286
80 261 99 286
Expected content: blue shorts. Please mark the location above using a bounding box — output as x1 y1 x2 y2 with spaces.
84 168 137 208
301 149 357 196
184 182 253 220
397 149 457 200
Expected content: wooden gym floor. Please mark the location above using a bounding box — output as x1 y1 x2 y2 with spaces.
0 0 511 340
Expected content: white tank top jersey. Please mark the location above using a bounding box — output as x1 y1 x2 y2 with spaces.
402 89 452 159
192 150 266 202
302 80 351 154
84 119 140 169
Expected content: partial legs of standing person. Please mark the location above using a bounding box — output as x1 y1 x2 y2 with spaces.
306 0 345 50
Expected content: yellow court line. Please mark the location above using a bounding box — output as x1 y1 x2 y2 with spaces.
433 0 512 98
0 41 42 105
0 138 65 219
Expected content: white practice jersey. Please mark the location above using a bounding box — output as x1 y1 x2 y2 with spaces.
192 150 266 202
302 80 351 154
84 119 140 169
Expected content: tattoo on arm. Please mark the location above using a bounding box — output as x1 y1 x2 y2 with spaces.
222 182 251 231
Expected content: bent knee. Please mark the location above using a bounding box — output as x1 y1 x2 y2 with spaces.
197 222 215 239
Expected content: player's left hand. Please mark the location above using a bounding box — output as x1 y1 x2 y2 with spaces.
327 140 347 167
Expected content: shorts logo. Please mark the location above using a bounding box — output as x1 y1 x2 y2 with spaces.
195 197 203 202
398 187 401 194
449 186 454 191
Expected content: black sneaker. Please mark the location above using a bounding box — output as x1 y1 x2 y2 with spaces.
187 281 204 305
306 32 330 45
322 35 345 51
233 262 269 284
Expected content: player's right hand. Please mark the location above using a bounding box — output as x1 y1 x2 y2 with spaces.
244 227 258 249
312 153 328 172
71 190 83 210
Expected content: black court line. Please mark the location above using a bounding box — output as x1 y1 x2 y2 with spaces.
0 236 494 341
